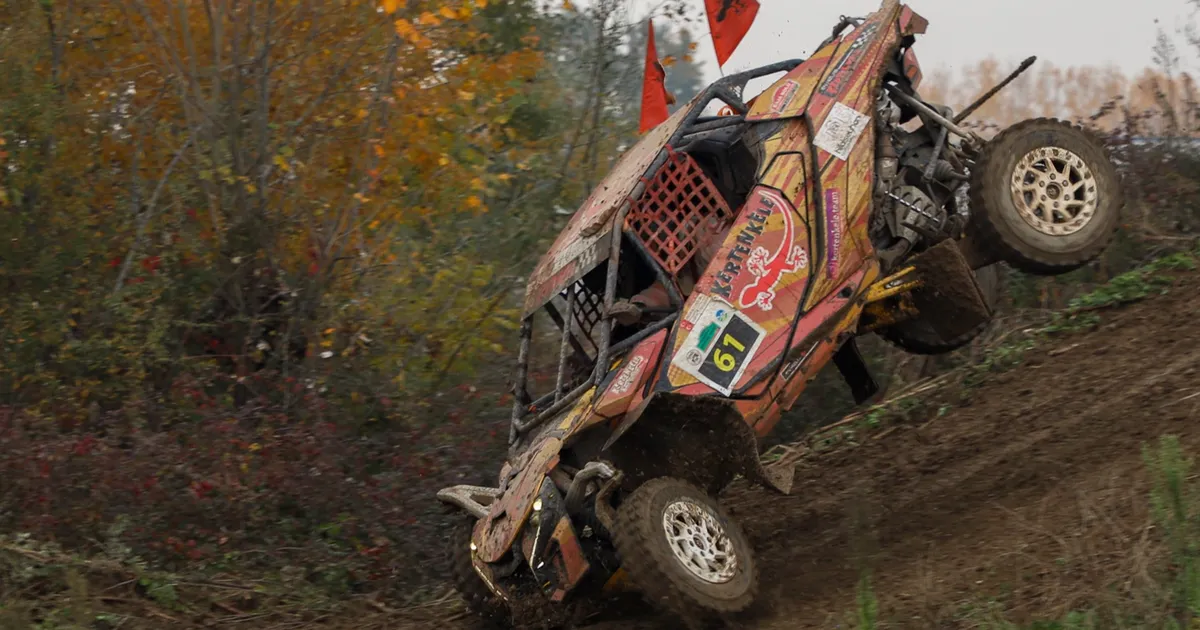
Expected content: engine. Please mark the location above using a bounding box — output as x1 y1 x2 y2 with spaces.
869 92 965 269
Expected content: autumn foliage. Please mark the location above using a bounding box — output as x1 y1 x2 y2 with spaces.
0 0 713 602
4 0 1200 611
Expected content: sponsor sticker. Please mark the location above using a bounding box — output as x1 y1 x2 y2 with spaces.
680 294 713 332
814 102 870 161
738 189 808 311
770 80 801 114
610 355 647 397
824 188 843 278
781 340 821 381
818 22 879 97
672 297 766 396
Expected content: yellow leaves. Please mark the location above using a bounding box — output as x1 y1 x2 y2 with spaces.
438 6 457 20
372 144 386 158
457 89 475 102
438 155 451 166
368 219 381 230
418 11 441 26
381 0 399 13
465 195 483 210
272 155 291 173
393 18 420 43
248 442 262 452
475 0 488 8
469 177 485 191
561 0 575 9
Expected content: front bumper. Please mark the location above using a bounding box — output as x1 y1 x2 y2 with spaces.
436 484 502 519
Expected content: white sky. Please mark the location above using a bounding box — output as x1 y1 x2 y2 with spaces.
635 0 1198 84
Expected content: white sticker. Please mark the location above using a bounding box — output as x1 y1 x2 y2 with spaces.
814 102 870 161
671 296 767 396
550 231 604 276
680 293 713 331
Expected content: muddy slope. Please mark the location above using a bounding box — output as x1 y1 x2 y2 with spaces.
422 269 1200 630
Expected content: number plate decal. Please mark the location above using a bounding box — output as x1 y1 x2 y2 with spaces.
672 296 767 396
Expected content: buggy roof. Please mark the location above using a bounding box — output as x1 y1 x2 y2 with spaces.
521 98 698 317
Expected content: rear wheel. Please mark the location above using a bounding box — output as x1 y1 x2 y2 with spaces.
968 118 1123 275
611 477 757 620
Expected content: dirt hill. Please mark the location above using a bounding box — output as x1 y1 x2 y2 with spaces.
403 261 1200 629
11 263 1197 629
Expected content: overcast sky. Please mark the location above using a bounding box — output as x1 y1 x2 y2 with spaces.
635 0 1199 84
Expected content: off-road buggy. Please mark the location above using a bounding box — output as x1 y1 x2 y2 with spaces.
437 1 1123 624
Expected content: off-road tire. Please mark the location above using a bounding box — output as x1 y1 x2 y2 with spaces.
879 263 1004 355
968 117 1123 276
448 519 510 627
611 477 757 620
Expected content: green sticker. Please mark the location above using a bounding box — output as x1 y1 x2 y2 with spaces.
697 322 720 352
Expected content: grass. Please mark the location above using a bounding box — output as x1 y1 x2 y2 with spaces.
0 532 458 629
849 435 1200 630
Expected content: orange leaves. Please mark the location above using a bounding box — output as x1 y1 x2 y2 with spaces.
382 0 399 13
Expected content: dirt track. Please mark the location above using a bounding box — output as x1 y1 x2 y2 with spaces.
415 269 1200 629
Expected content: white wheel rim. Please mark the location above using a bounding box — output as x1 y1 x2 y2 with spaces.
1009 146 1099 236
661 499 738 584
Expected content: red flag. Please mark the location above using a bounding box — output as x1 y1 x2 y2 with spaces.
639 20 672 133
705 0 760 67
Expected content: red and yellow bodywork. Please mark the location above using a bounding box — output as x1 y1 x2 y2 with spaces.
468 0 930 596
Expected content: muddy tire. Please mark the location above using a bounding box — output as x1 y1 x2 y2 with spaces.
612 477 757 619
879 263 1003 355
968 118 1122 276
448 520 510 626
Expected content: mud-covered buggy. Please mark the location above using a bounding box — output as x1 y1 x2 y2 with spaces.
437 1 1123 625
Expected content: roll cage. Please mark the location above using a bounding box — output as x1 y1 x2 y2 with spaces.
508 59 806 448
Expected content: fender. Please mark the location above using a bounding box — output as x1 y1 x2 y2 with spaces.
602 392 793 495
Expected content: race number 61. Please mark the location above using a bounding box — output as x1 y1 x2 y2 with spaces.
698 316 761 391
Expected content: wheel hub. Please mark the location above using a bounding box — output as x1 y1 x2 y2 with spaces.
1009 146 1099 236
661 500 738 584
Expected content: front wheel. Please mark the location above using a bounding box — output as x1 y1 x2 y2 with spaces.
611 477 758 619
448 520 511 627
968 118 1123 276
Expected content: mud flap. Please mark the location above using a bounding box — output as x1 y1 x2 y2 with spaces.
908 239 993 340
833 338 880 405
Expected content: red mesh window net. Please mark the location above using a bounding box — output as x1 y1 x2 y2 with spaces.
627 150 733 275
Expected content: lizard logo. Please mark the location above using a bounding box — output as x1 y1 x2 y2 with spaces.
738 189 808 311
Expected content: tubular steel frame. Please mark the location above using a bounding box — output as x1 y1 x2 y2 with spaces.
508 60 805 446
